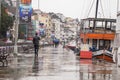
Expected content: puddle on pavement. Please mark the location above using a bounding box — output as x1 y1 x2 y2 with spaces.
79 59 117 80
0 47 119 80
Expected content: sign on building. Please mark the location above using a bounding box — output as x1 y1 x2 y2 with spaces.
19 4 32 23
39 28 46 37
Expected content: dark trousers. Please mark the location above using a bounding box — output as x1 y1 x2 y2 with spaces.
34 45 39 55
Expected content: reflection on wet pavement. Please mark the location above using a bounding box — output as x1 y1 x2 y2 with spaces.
0 45 119 80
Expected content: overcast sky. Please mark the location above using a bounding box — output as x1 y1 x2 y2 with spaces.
32 0 118 19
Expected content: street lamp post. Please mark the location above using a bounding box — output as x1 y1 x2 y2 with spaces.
14 0 19 54
0 0 1 17
0 0 1 29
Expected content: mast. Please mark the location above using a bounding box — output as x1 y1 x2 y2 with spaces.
38 0 39 9
93 0 99 29
95 0 99 18
117 0 119 13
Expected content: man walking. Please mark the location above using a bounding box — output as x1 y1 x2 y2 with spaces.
33 33 40 56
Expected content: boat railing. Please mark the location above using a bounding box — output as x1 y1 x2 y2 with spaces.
82 29 115 34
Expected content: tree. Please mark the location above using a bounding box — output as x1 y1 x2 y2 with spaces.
0 4 14 38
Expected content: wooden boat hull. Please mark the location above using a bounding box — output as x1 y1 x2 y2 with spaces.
93 53 113 62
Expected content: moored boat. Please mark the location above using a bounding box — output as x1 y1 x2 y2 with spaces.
92 50 113 62
66 40 76 51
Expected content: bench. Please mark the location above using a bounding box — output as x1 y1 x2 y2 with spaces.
0 47 9 67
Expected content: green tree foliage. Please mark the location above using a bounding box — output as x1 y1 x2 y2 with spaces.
0 4 14 38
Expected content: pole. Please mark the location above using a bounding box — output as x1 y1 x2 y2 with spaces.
0 0 1 17
116 7 119 66
14 0 19 55
0 0 1 29
95 0 99 19
117 0 119 13
93 0 99 30
38 0 39 9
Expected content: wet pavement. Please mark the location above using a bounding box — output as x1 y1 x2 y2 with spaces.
0 45 120 80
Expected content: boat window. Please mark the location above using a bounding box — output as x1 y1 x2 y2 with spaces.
90 21 93 28
87 39 89 44
106 22 111 29
99 40 104 50
111 22 116 31
99 40 103 46
102 22 105 28
104 40 111 49
92 39 97 48
96 22 103 28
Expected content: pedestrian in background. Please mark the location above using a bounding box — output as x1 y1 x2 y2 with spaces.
53 37 59 48
62 35 66 48
33 33 40 56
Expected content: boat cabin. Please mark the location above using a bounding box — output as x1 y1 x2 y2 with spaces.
80 18 116 51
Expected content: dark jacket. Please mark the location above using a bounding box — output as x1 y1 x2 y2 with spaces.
33 36 40 45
